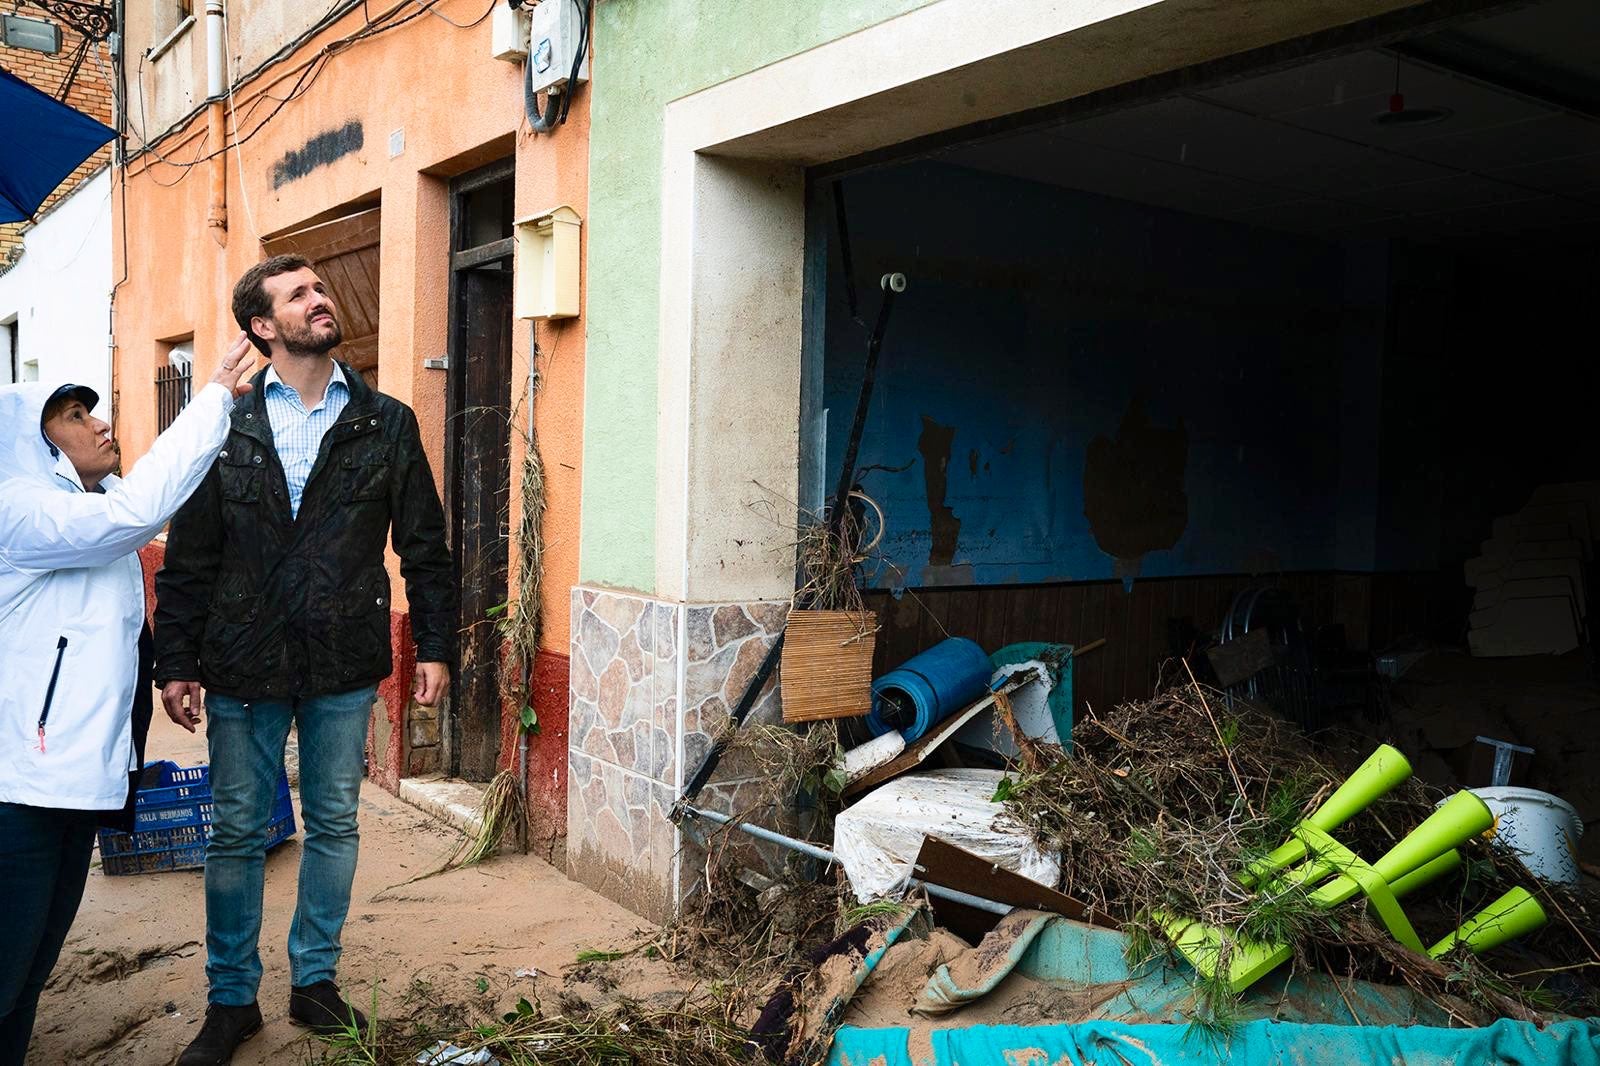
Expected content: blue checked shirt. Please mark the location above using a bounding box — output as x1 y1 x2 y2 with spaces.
263 362 350 518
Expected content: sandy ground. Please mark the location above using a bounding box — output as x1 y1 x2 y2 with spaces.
29 707 685 1065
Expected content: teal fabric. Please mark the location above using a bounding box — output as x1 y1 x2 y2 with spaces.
989 642 1075 751
830 1018 1600 1065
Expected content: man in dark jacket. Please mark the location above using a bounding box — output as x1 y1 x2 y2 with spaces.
155 256 455 1065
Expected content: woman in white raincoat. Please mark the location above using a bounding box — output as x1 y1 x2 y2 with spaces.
0 335 254 1065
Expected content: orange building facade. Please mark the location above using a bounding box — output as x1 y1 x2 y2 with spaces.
113 0 587 850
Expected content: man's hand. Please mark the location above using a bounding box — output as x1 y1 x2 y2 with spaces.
414 662 449 707
209 332 257 399
161 681 205 733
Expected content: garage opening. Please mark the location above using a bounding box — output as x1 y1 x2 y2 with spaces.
805 0 1600 860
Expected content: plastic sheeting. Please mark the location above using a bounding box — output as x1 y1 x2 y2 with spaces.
829 1017 1600 1066
833 768 1060 902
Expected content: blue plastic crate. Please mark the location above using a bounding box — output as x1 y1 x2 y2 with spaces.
97 760 296 875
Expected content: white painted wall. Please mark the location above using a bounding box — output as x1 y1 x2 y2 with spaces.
0 169 114 412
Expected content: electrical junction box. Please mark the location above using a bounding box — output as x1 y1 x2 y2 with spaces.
527 0 589 95
514 206 582 320
491 1 529 63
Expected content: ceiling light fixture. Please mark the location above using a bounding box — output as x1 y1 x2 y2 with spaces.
1373 56 1452 127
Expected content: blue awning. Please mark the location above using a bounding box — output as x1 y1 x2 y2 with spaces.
0 66 116 224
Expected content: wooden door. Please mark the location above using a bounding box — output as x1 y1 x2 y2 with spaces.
445 161 516 781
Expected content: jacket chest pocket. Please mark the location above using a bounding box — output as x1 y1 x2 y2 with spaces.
219 451 264 503
341 447 390 503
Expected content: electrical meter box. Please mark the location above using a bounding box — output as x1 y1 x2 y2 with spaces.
490 2 530 62
527 0 590 95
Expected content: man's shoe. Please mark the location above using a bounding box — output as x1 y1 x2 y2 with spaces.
289 980 368 1035
176 1002 263 1065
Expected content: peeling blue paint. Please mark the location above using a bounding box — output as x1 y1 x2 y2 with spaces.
819 163 1387 588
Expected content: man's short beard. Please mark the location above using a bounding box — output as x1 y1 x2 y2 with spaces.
278 317 343 356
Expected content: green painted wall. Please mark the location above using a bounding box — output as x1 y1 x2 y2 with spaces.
579 0 938 593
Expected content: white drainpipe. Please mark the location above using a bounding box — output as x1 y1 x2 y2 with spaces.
205 1 228 243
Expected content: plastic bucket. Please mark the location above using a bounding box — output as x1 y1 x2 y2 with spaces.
866 638 991 742
1472 786 1583 885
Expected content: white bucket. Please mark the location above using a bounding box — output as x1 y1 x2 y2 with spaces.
1472 786 1583 885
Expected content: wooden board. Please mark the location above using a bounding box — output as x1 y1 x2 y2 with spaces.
913 835 1117 930
1205 626 1274 687
842 673 1036 798
780 610 876 722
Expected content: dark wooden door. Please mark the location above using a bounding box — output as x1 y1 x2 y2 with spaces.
449 269 513 779
445 160 516 781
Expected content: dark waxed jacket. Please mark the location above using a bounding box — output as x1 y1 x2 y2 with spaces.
154 362 455 698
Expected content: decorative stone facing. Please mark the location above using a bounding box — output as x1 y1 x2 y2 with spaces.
680 600 789 787
567 586 791 920
568 587 682 920
569 588 678 784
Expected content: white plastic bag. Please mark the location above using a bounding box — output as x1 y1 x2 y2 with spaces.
833 768 1060 902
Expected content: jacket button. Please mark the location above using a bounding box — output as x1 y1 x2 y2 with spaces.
253 456 263 465
219 450 229 459
369 419 377 426
245 413 253 420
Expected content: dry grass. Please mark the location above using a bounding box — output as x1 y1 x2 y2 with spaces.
793 492 882 614
306 986 756 1066
725 722 846 815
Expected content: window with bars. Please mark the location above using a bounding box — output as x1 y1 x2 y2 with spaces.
155 340 192 432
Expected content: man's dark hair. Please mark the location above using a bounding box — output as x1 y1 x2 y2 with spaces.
233 254 311 355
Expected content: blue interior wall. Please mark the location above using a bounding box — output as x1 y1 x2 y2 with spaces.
818 162 1389 589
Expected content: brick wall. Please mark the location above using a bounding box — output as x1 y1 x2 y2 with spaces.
0 6 114 268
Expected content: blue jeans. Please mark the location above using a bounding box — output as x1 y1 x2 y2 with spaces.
0 803 98 1066
203 685 375 1006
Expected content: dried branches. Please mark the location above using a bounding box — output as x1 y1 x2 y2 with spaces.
1000 678 1600 1024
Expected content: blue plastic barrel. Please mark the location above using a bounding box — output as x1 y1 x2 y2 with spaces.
866 637 992 741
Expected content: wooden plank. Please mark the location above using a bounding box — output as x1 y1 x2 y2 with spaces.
451 237 516 272
913 835 1117 929
1127 580 1156 699
1080 583 1109 714
975 586 1009 658
946 587 981 643
1206 627 1275 687
842 674 1035 798
1102 582 1130 706
1058 584 1083 645
919 588 953 651
1031 585 1063 647
263 206 381 262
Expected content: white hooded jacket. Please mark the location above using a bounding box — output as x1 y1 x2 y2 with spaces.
0 381 233 809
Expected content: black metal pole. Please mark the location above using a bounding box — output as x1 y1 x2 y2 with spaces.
674 273 906 814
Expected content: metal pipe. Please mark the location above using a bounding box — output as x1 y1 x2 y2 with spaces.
679 804 1010 916
205 2 227 242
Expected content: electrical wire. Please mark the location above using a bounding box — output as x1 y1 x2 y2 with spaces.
224 2 261 242
123 0 489 183
417 0 496 30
